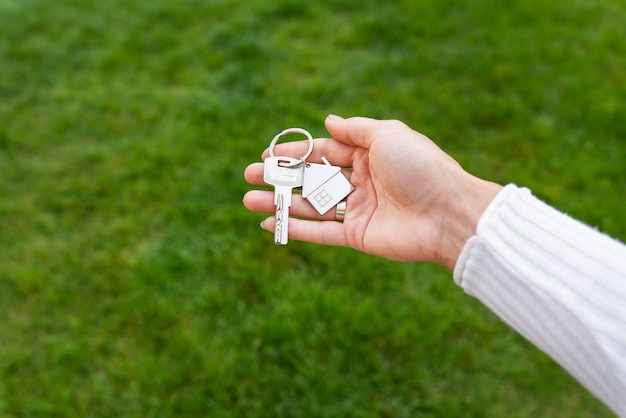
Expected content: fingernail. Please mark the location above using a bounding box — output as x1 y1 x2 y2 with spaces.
327 114 344 121
259 222 265 230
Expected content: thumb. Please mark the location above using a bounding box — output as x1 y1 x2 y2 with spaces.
324 114 382 149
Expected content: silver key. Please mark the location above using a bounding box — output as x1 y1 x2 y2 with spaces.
263 156 304 245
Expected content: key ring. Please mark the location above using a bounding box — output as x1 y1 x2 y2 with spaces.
268 128 314 167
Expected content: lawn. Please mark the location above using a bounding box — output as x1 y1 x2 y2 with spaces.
1 0 625 416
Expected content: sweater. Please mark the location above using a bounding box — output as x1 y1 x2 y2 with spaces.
454 184 626 417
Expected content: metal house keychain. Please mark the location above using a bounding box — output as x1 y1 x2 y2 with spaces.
302 157 353 216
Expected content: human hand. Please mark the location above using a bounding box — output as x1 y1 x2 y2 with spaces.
243 115 502 269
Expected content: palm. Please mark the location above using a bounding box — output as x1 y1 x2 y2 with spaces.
339 135 454 262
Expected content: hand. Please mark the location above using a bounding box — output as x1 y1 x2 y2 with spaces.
243 115 502 269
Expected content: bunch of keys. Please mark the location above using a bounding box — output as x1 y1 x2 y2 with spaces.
263 128 354 245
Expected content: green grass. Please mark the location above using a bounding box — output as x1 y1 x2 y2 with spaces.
1 0 625 416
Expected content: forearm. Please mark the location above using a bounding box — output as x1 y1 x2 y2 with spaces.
454 185 626 416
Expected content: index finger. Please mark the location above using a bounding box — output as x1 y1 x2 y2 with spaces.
261 137 357 168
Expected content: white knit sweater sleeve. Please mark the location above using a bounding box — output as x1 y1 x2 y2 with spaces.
453 184 626 417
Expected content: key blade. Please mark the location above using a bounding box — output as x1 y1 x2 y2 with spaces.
273 186 293 245
274 185 294 207
274 193 284 245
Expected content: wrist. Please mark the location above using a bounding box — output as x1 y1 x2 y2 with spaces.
437 175 503 270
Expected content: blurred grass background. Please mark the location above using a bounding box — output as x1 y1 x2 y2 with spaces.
1 0 625 416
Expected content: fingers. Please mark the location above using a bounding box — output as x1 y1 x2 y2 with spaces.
243 163 265 185
260 217 349 247
324 115 380 148
325 114 414 149
244 162 352 186
245 187 350 247
243 190 340 221
261 137 356 168
255 115 410 170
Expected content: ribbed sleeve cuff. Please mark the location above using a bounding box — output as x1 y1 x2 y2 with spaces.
453 184 626 416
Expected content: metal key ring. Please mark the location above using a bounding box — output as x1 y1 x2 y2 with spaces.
268 128 314 167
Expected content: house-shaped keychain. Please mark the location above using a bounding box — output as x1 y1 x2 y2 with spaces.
302 157 354 215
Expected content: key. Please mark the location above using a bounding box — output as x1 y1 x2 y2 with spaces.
302 157 353 215
263 156 305 245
